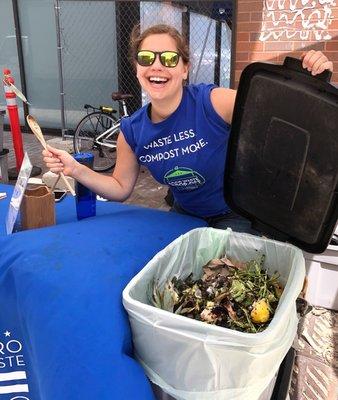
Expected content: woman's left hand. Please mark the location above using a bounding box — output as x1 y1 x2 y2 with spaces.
301 50 333 75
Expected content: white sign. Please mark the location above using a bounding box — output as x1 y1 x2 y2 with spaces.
0 330 30 397
259 0 336 41
6 153 32 234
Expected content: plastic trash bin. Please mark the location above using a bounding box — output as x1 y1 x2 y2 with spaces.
123 228 305 400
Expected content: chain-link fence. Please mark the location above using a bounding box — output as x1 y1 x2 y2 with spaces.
57 0 233 132
0 1 233 132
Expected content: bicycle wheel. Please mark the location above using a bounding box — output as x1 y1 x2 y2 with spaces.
73 111 119 172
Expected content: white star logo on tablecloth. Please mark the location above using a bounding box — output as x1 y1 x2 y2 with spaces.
4 330 11 337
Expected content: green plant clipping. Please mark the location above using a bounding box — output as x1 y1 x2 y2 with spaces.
149 255 283 333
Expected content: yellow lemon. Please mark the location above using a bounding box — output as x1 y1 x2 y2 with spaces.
251 299 270 323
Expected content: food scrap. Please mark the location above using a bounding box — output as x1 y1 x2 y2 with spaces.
149 255 283 333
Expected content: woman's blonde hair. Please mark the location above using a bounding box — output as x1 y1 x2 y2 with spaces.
129 24 190 67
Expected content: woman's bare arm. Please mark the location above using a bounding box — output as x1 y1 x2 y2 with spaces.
43 132 140 201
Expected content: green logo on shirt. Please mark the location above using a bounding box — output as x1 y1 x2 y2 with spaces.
164 167 205 192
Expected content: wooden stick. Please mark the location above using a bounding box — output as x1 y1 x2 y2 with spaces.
26 115 76 196
50 174 61 193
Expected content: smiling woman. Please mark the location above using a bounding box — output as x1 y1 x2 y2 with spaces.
131 27 190 120
42 23 334 234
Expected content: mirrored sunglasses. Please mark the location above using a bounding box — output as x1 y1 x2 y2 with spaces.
136 50 180 68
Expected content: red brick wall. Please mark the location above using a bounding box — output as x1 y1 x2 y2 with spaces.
235 0 338 86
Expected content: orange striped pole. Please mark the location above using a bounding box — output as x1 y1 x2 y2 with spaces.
3 68 24 172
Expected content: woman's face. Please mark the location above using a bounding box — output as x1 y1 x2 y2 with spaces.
136 33 189 102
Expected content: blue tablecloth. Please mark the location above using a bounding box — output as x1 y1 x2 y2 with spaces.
0 184 205 399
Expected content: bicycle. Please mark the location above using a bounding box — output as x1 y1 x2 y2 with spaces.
73 92 133 172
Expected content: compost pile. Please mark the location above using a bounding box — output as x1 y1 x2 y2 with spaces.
150 255 283 333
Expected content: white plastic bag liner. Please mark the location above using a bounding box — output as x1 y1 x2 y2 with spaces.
123 228 305 400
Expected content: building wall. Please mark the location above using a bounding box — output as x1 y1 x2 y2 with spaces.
235 0 338 86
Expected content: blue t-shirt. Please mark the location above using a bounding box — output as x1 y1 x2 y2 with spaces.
120 83 231 217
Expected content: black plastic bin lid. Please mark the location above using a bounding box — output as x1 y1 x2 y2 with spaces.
224 57 338 253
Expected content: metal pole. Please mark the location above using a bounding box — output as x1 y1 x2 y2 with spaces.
230 0 237 89
53 0 66 139
181 4 190 85
12 0 29 122
214 20 221 86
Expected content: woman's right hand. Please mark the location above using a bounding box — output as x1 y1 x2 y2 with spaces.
42 145 78 177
